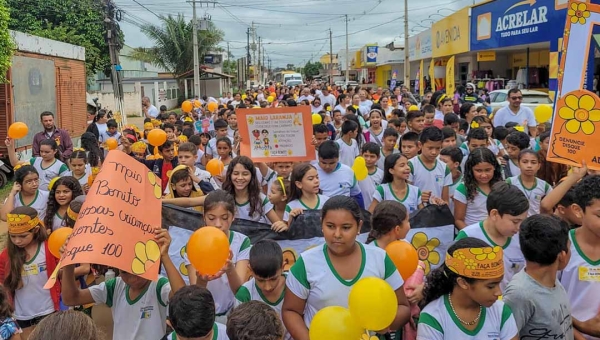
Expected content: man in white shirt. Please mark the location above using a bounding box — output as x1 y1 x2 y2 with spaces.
319 86 336 109
493 89 538 137
220 92 232 105
230 93 241 107
142 97 159 119
297 88 314 103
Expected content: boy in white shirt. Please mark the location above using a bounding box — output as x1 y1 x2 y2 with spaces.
166 142 217 195
312 140 364 208
61 228 186 340
165 285 229 340
439 146 464 214
359 142 383 210
335 120 359 168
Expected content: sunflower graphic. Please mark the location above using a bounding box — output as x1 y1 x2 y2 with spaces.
131 240 161 275
470 246 502 261
558 93 600 135
247 116 255 125
568 2 590 25
147 172 163 199
411 232 440 274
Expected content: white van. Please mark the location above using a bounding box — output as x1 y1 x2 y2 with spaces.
283 73 302 84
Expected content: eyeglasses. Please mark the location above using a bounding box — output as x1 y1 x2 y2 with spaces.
510 96 523 100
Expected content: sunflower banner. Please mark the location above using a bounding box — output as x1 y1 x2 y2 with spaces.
162 203 455 276
548 2 600 170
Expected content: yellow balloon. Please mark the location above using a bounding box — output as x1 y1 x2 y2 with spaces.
408 105 419 111
312 114 322 125
267 96 274 103
353 165 368 181
242 94 247 100
309 306 363 340
353 156 366 167
534 104 553 123
348 277 398 331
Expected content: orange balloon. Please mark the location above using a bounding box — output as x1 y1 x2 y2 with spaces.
48 227 72 258
181 101 193 113
186 227 230 275
385 240 419 281
147 129 167 147
207 102 218 113
193 100 202 108
8 122 28 140
206 158 224 176
105 138 118 150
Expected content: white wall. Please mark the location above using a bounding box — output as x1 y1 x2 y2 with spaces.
11 30 85 61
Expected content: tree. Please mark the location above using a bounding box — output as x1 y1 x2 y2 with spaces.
303 61 323 80
0 0 14 83
222 59 237 85
128 14 224 102
6 0 122 77
286 63 295 70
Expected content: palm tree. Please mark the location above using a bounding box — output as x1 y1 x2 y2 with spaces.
129 14 224 102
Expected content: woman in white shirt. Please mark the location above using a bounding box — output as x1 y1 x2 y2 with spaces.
334 94 351 116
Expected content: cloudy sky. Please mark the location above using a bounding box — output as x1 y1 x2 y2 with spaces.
115 0 485 68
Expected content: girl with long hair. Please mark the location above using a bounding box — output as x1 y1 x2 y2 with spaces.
0 166 49 221
44 176 84 232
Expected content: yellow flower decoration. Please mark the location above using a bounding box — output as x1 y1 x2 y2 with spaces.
247 117 255 125
179 262 188 276
147 172 163 199
559 93 600 135
569 2 590 25
464 258 476 270
131 240 161 275
514 125 525 132
470 121 480 129
470 246 502 261
454 250 466 260
287 149 293 156
411 232 440 274
264 150 270 157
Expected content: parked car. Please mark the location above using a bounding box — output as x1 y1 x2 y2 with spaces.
488 89 553 111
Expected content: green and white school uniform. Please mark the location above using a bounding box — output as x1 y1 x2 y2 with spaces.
286 243 403 328
417 296 517 339
453 184 488 226
13 243 54 321
456 222 525 292
286 195 329 212
166 323 228 340
369 167 384 186
185 231 251 315
335 138 360 168
376 149 399 171
163 226 194 285
448 174 463 215
30 157 69 192
408 157 452 199
507 159 521 177
373 183 422 213
11 190 49 221
506 176 552 216
488 138 504 156
236 193 274 224
560 229 600 340
51 212 65 231
88 276 171 340
312 162 361 198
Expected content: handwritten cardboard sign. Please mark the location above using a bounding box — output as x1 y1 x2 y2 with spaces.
45 151 163 288
237 107 315 162
548 2 600 169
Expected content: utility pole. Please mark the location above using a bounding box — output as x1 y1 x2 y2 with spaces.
246 27 251 86
345 14 349 85
262 46 266 83
192 0 200 98
403 0 410 89
329 28 333 86
104 0 126 127
251 22 257 86
258 37 262 85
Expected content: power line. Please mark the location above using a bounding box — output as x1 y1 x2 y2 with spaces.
130 0 161 18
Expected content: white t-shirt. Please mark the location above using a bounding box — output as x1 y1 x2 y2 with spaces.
369 168 384 186
286 194 329 212
185 231 251 315
13 243 54 320
147 105 159 118
417 296 518 339
319 93 336 108
236 193 274 224
377 149 399 170
30 157 69 192
51 212 65 231
89 276 171 340
456 222 525 292
358 174 378 209
66 171 89 188
453 183 488 226
507 159 521 177
493 105 537 135
163 167 216 196
312 161 361 198
560 229 600 340
334 104 347 116
408 156 452 199
286 243 404 328
373 183 422 214
447 174 463 215
11 190 49 221
506 176 552 216
162 226 193 285
167 323 228 340
335 139 359 168
359 100 373 117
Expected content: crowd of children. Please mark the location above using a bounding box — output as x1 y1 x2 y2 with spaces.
0 83 598 340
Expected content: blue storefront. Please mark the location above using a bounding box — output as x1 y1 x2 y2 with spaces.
469 0 589 97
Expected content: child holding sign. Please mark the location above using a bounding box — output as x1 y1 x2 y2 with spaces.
0 206 59 339
61 227 186 340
